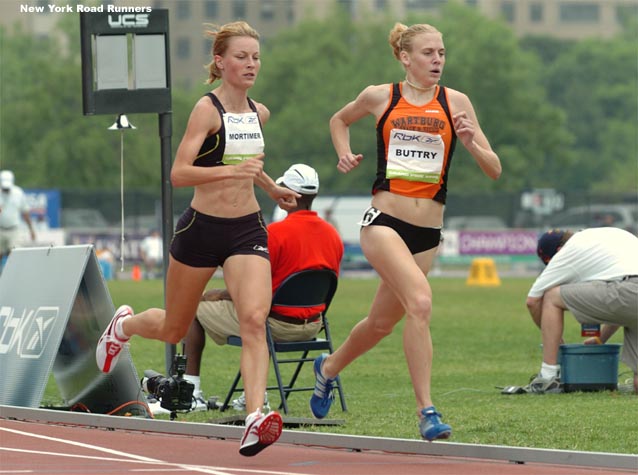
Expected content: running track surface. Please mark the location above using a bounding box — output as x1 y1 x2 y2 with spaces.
1 418 635 475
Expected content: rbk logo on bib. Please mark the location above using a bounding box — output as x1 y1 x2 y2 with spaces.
386 129 445 183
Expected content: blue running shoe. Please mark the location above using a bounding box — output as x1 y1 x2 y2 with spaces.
419 406 452 441
309 354 335 419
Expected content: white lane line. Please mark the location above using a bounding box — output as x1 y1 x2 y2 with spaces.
0 447 170 464
0 427 232 475
0 427 315 475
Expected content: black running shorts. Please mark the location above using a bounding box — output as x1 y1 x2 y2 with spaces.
360 206 441 255
170 207 269 267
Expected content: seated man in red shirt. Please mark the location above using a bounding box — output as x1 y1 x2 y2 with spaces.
176 164 344 413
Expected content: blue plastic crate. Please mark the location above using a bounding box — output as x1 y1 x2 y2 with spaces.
559 344 621 392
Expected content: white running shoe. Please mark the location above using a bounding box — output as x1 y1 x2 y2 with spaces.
191 393 209 412
232 391 270 412
147 400 172 416
232 392 247 411
527 373 563 394
239 410 283 457
96 305 132 373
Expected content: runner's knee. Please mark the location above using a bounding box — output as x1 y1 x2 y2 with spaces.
405 293 432 325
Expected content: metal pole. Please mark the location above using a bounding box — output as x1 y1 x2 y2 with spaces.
159 111 174 375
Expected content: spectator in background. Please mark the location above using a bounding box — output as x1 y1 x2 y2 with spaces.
139 229 163 279
323 199 341 236
32 212 50 232
524 228 638 394
594 213 616 227
181 164 344 412
96 245 116 281
0 170 36 268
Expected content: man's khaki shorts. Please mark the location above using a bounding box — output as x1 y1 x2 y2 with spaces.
196 300 322 345
561 278 638 373
0 228 19 255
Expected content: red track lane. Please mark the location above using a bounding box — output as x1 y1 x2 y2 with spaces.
0 419 633 475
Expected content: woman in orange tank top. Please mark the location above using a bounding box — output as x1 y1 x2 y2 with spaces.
309 22 501 441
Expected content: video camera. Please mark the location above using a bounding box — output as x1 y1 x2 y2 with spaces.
142 354 194 415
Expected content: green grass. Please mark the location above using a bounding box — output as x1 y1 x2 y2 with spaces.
47 276 637 454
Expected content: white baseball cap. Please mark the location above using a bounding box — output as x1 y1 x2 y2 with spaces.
0 170 14 189
276 164 319 195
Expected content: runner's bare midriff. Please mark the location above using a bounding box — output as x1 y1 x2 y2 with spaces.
191 178 260 218
371 190 444 228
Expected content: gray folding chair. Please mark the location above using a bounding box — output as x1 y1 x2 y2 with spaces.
220 268 347 414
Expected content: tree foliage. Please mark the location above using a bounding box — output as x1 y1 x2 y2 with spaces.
251 3 578 194
0 16 196 191
428 4 575 192
252 10 391 194
0 4 635 195
541 34 638 193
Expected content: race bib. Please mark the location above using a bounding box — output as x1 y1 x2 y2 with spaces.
386 129 445 183
358 206 381 227
222 112 264 165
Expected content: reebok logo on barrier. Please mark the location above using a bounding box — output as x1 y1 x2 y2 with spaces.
0 306 59 359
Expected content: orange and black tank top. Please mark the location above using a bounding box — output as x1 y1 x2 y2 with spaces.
193 93 262 167
374 83 457 204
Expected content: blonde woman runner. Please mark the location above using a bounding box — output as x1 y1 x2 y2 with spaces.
310 23 501 441
96 21 299 456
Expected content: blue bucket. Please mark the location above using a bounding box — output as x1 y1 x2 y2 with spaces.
559 344 621 392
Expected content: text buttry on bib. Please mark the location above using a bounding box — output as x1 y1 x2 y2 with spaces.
221 111 264 164
386 129 445 183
